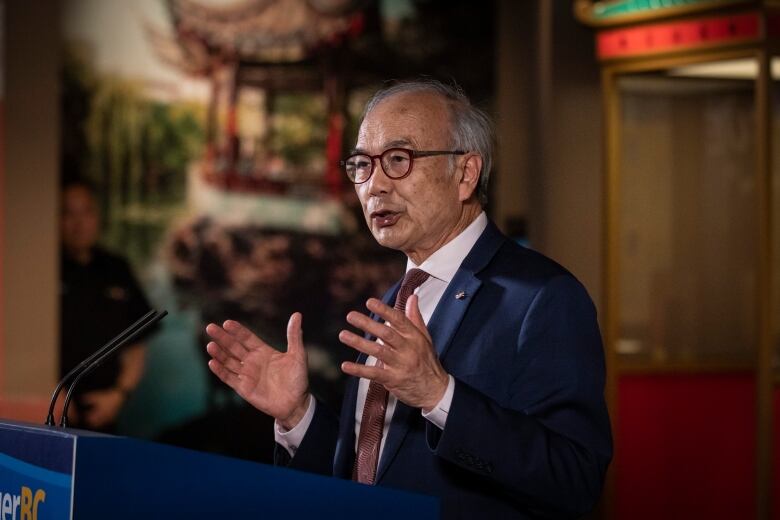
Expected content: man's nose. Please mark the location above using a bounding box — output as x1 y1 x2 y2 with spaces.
366 158 393 195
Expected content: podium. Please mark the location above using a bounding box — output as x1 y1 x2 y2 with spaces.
0 420 438 519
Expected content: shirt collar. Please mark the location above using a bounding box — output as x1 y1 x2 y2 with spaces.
406 211 488 284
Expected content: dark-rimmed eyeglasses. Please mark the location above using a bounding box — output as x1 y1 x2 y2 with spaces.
340 148 467 184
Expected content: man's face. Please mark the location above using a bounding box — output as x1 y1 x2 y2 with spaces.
354 92 467 263
61 186 100 254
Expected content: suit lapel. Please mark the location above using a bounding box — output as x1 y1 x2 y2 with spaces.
375 400 415 481
374 274 482 482
429 220 506 360
374 220 507 482
426 271 483 359
333 375 359 478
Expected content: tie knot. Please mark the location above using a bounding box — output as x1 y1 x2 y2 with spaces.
394 268 430 312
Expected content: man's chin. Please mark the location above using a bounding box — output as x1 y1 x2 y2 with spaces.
371 228 406 251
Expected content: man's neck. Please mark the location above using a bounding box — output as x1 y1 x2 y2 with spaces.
406 203 483 265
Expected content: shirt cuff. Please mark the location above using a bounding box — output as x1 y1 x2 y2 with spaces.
274 395 315 457
421 375 455 430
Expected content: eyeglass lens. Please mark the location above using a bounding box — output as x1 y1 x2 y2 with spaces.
345 149 412 183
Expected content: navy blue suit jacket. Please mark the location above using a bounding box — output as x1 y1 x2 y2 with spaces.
278 221 612 518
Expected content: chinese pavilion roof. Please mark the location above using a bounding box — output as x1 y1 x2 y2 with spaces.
148 0 361 75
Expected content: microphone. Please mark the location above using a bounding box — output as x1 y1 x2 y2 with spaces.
59 309 167 428
44 309 163 427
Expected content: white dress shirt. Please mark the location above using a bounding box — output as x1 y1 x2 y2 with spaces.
276 212 488 459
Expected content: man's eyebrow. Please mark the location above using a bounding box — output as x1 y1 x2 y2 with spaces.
350 139 414 155
384 138 413 149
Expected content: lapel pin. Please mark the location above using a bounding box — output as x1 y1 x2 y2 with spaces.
455 291 466 300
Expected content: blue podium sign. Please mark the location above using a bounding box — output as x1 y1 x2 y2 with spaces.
0 422 75 519
0 420 438 519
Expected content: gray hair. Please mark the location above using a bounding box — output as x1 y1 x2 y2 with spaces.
362 79 494 206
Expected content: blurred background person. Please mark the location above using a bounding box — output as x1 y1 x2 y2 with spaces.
60 178 151 433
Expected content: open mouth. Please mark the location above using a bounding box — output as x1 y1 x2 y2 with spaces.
371 210 401 228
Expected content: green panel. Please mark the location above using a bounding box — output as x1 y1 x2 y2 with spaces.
593 0 733 19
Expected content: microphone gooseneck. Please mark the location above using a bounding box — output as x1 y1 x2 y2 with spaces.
45 310 158 427
59 310 167 428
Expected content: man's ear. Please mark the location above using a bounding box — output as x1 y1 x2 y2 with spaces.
458 153 482 202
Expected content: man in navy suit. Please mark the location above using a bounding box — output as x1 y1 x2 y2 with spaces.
205 80 612 518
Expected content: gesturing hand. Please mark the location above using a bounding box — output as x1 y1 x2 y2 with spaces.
206 313 310 430
339 295 449 411
81 388 124 429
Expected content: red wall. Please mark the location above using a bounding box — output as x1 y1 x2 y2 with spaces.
615 373 779 519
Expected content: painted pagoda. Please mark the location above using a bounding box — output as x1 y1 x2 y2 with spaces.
147 0 365 198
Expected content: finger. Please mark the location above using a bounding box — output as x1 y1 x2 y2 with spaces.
341 361 387 383
366 298 406 325
206 322 251 358
345 311 403 347
207 358 244 391
365 298 409 330
222 320 273 351
206 341 244 373
286 312 304 356
338 330 398 364
207 322 268 362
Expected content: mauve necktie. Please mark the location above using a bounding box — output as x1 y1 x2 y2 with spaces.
352 268 430 484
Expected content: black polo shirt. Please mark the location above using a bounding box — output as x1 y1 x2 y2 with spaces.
60 247 151 394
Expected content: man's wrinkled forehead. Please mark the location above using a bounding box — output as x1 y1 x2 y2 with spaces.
350 138 414 156
357 92 451 149
363 90 450 123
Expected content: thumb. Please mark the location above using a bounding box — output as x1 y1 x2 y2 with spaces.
405 294 427 333
286 312 304 355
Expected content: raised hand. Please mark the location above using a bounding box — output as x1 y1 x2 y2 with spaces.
206 313 310 430
339 295 449 411
81 388 124 429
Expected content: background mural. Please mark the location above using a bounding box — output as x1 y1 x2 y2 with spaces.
61 0 495 461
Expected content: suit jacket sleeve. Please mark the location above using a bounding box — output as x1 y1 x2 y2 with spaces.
426 275 613 518
274 397 340 476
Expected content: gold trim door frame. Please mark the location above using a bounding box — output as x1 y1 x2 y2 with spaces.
601 46 775 519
